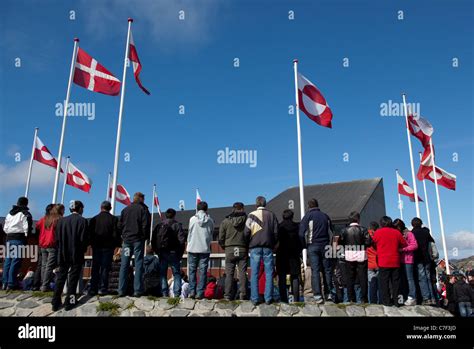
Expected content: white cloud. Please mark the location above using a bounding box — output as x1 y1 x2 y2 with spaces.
0 161 57 192
446 230 474 251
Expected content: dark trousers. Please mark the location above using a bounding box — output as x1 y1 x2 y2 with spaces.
40 248 57 291
224 247 248 299
52 261 83 307
32 248 42 290
278 272 300 303
378 267 401 306
90 247 114 294
343 260 368 303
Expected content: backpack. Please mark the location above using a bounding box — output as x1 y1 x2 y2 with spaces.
154 223 173 251
429 241 439 261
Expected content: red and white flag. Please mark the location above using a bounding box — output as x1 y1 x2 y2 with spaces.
297 73 333 128
129 30 150 95
424 166 456 191
408 114 433 148
33 136 61 171
417 145 435 181
74 47 121 96
196 189 202 206
109 184 131 206
66 160 92 193
153 191 162 217
397 172 423 202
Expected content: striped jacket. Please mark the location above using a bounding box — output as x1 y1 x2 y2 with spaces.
244 207 278 249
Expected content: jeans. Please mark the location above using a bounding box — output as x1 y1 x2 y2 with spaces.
402 263 417 300
119 240 145 296
307 244 333 299
368 269 381 304
90 247 114 294
40 247 57 291
343 260 368 303
250 247 274 303
188 252 210 298
159 251 182 297
52 260 83 308
224 247 248 300
2 240 24 288
458 302 472 317
417 263 435 300
378 267 401 306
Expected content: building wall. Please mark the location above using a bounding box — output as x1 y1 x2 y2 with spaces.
360 179 386 227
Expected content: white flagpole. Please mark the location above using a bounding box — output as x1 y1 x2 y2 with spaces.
52 38 79 204
25 127 39 198
293 59 307 269
60 156 70 204
419 152 432 231
106 172 111 201
195 188 199 214
402 93 420 218
429 139 450 274
395 169 404 220
150 184 156 243
111 19 133 215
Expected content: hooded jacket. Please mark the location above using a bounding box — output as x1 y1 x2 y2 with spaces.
187 210 214 254
411 226 435 265
3 205 33 241
218 211 247 249
400 230 418 264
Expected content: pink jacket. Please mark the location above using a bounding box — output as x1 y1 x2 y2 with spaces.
401 230 418 264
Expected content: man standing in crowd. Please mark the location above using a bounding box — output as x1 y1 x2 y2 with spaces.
372 216 407 306
337 211 371 303
2 197 33 290
187 201 214 299
367 221 380 304
89 201 121 296
152 208 186 298
52 200 89 311
299 198 334 304
245 196 279 306
118 192 150 297
218 202 248 301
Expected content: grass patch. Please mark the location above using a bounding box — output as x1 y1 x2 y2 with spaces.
125 301 135 310
147 295 160 301
292 302 305 308
96 301 120 316
167 297 180 306
32 291 54 298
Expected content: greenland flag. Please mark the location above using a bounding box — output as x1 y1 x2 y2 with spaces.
66 160 92 193
397 172 423 202
153 191 162 217
408 114 433 148
297 72 333 128
417 145 435 181
33 136 61 171
425 166 456 191
196 189 202 206
109 184 131 206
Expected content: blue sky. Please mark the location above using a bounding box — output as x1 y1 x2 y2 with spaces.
0 0 472 257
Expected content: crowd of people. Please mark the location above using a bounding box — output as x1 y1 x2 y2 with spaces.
0 194 473 316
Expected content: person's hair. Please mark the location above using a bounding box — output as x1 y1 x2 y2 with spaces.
369 221 379 231
45 204 65 229
70 200 84 213
411 217 423 228
208 276 216 283
255 196 266 208
348 211 360 223
232 202 244 211
101 201 112 212
393 218 406 232
308 198 319 208
379 216 393 228
44 204 55 215
197 201 208 212
17 197 28 207
165 208 176 219
133 192 145 203
282 209 294 221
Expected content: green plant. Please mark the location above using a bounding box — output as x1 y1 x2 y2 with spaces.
32 291 54 298
166 297 180 306
96 301 120 316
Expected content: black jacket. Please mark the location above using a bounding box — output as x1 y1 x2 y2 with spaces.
277 220 302 258
453 280 473 303
151 218 186 254
299 208 332 248
56 213 89 265
218 211 248 249
338 224 371 249
119 202 151 243
244 208 279 249
89 211 121 249
412 226 434 264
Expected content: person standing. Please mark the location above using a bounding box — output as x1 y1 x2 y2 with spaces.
89 201 121 296
453 275 473 317
32 203 54 291
276 209 302 303
245 196 279 305
187 201 214 299
2 197 33 290
299 198 334 304
52 201 89 311
372 216 407 306
118 192 150 297
152 208 186 298
218 202 249 301
367 221 380 304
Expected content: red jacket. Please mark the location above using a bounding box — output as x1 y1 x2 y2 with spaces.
36 217 57 249
367 229 378 270
204 281 217 299
372 227 407 268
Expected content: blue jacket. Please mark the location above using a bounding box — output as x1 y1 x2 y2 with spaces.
299 208 332 248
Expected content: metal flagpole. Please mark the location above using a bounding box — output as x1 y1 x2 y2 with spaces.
25 127 39 198
419 152 432 231
395 169 404 220
402 93 420 218
150 184 156 243
293 59 307 268
106 172 111 201
52 38 79 203
60 156 70 204
429 139 450 274
111 19 133 215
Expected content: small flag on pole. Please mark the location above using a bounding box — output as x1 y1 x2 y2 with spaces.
65 160 92 193
397 171 423 202
129 29 150 95
196 189 202 207
33 136 62 171
153 190 162 217
109 184 131 206
408 113 433 148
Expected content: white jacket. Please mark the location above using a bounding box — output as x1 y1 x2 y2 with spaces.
4 210 30 236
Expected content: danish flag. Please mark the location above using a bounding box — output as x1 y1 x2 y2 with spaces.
408 114 433 148
397 172 423 202
73 47 121 96
129 29 150 95
33 136 62 171
297 72 333 128
65 160 92 193
109 184 131 206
